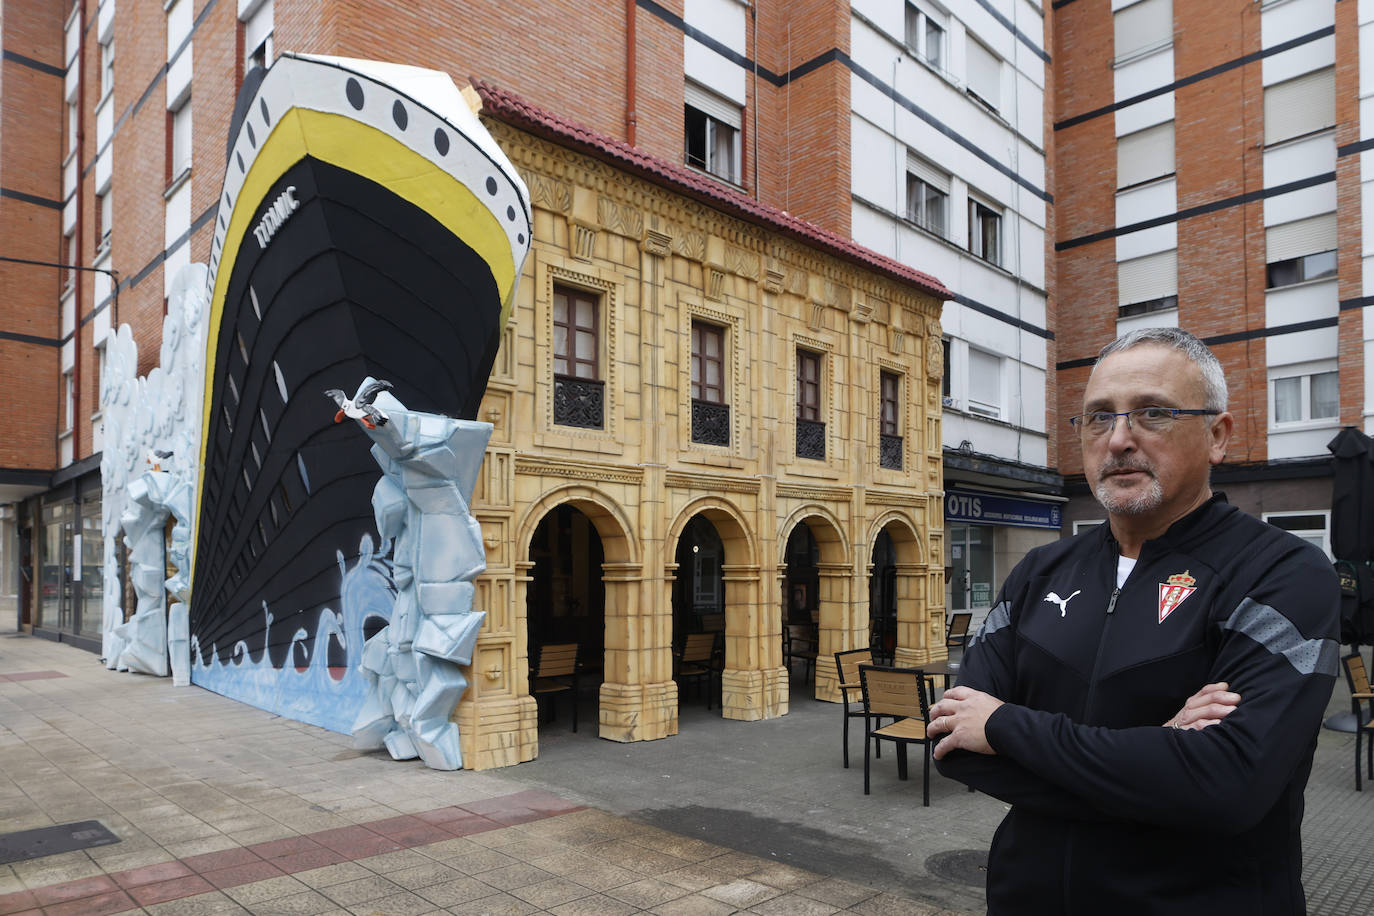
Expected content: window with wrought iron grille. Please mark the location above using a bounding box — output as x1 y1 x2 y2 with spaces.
880 371 903 470
691 321 729 445
796 349 824 459
553 285 604 428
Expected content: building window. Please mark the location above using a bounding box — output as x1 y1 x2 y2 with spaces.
99 39 114 99
62 370 74 433
796 349 825 459
967 348 1002 419
880 370 902 470
904 3 945 70
691 321 729 446
906 155 948 236
941 338 952 405
1264 511 1331 559
1272 371 1338 425
968 197 1001 266
168 99 192 184
553 284 603 428
684 82 741 184
96 190 112 250
1117 121 1174 189
242 0 274 72
1117 249 1177 315
965 38 1001 112
1264 67 1335 146
1114 0 1172 63
1267 251 1337 289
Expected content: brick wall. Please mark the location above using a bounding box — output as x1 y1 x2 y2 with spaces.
0 0 64 470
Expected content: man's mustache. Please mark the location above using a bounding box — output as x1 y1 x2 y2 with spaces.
1099 457 1154 477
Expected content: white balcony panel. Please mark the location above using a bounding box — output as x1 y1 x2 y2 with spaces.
163 241 190 300
97 0 115 43
1364 184 1374 257
1263 0 1335 49
1263 180 1338 227
61 339 75 373
165 181 192 249
95 147 111 193
1116 177 1176 223
1114 48 1174 103
1269 425 1339 460
1115 221 1177 262
684 39 746 105
1265 279 1338 331
166 50 192 110
1117 307 1180 337
1115 90 1174 136
851 116 900 212
63 156 78 199
59 433 73 467
92 302 110 345
61 291 76 337
1263 35 1335 87
64 13 81 67
96 93 113 146
167 0 192 58
62 197 76 236
1263 131 1336 189
64 65 79 103
1264 326 1338 369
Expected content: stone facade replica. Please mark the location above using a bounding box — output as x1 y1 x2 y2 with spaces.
450 92 950 770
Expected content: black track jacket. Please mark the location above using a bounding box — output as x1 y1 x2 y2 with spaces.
936 494 1340 915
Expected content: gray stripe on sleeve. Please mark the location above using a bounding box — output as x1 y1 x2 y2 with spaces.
967 600 1011 650
1220 597 1338 677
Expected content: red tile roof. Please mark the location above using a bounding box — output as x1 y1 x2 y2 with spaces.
470 79 953 302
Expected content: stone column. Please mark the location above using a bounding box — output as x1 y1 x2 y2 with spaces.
719 562 787 720
894 561 946 666
813 560 851 701
599 560 676 741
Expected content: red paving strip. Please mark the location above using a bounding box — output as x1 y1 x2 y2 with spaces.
0 671 67 682
0 789 582 914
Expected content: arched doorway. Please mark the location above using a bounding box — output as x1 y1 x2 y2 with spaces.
869 529 897 663
672 515 726 711
779 513 848 701
527 504 606 733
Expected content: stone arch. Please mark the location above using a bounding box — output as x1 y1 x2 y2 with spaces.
865 511 940 667
777 505 850 701
515 484 640 568
664 497 782 720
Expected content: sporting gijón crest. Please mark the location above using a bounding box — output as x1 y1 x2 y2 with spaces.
1158 571 1197 623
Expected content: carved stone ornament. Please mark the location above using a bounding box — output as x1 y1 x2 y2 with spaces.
642 229 672 257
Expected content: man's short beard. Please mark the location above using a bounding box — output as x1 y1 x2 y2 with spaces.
1094 460 1163 515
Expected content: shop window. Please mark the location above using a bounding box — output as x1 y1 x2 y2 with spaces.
948 524 995 611
1263 511 1331 559
552 284 603 428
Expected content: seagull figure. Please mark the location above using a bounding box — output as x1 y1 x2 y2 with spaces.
146 448 174 471
1043 590 1081 618
324 378 393 429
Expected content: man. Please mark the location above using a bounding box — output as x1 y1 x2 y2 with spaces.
929 327 1339 914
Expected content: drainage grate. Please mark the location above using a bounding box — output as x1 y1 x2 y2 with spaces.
0 820 120 865
925 848 989 887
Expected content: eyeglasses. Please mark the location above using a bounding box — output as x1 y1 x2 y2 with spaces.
1068 407 1219 437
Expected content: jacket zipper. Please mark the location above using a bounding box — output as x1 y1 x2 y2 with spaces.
1067 550 1127 914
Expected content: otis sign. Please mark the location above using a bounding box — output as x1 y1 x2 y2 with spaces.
944 488 1062 530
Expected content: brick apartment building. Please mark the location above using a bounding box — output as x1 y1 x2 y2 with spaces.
1052 0 1363 552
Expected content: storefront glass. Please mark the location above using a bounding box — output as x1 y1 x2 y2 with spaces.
79 495 102 636
948 523 995 612
39 502 74 631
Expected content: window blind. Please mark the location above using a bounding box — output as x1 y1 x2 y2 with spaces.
906 153 950 193
1117 249 1177 305
1266 212 1338 262
686 81 742 129
1264 67 1335 145
1117 121 1175 188
965 39 1001 109
1114 0 1172 60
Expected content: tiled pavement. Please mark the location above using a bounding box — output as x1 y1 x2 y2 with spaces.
0 634 958 915
4 629 1374 914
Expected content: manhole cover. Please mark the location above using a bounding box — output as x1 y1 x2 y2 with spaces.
0 821 120 865
925 848 988 887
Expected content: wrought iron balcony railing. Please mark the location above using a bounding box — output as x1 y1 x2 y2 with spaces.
880 433 903 470
796 418 825 460
553 375 605 429
691 399 730 446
